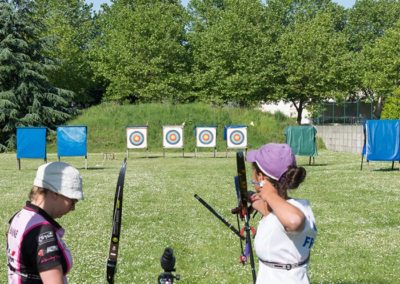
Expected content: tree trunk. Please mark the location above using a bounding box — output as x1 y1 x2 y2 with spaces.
375 96 383 119
297 107 303 125
291 100 303 125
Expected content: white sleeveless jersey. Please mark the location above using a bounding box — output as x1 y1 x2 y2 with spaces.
254 198 317 284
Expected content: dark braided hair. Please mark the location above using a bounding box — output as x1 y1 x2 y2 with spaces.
253 163 306 199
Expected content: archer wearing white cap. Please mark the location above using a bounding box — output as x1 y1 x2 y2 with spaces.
247 143 317 284
6 162 83 284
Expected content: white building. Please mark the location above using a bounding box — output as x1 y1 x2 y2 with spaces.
260 101 311 124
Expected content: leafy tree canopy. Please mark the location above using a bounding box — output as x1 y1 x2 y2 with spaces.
91 0 191 103
189 0 275 106
276 9 352 124
34 0 100 107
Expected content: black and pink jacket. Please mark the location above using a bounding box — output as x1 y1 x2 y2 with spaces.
7 202 72 283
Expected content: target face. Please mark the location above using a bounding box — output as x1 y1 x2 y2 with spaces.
196 127 216 147
163 126 184 148
126 127 148 149
166 130 181 145
227 127 247 148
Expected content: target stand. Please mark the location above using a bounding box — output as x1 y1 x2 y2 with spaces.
162 125 185 158
224 125 248 158
126 125 149 158
194 126 217 158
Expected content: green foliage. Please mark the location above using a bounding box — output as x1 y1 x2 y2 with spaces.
276 5 352 124
188 0 274 106
1 151 399 282
347 1 400 118
91 0 191 103
345 0 400 52
382 88 400 119
362 21 400 97
34 0 100 107
46 102 296 153
0 1 74 150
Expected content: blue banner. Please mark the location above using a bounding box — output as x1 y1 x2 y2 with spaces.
364 120 400 161
16 127 47 159
57 126 87 157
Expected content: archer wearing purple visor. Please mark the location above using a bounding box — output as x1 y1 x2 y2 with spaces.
246 143 317 284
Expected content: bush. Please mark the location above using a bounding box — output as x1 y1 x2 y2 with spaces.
381 88 400 119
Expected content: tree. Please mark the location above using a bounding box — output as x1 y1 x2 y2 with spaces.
188 0 275 106
381 88 400 119
345 0 400 118
276 10 352 124
361 20 400 118
91 0 191 103
345 0 400 52
34 0 100 107
0 1 74 150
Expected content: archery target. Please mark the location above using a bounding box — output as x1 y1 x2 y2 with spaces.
163 126 184 148
227 127 247 148
126 127 148 149
196 127 216 147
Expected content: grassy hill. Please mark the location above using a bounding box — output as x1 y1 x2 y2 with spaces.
47 102 299 153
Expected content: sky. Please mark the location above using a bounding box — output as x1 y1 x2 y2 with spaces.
86 0 356 12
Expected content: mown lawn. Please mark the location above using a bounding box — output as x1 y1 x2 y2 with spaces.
1 150 399 283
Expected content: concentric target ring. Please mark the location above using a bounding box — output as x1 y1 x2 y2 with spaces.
129 131 145 146
199 129 214 145
166 130 181 145
229 130 245 145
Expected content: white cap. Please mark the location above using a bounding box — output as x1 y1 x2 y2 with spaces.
33 162 83 200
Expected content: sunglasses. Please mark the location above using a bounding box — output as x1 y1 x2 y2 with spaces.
56 193 78 206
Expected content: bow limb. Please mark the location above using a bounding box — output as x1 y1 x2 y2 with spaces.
236 151 257 284
106 158 127 284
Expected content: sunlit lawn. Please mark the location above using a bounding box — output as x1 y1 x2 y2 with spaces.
1 150 399 283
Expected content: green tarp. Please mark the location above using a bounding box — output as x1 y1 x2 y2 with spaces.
285 125 318 157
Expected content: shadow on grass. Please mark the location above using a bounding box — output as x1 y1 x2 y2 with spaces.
85 167 106 170
317 280 390 284
372 167 399 172
127 155 164 159
301 163 328 167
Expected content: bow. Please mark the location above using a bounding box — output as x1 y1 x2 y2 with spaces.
231 151 257 283
194 194 245 240
194 151 256 283
106 158 127 284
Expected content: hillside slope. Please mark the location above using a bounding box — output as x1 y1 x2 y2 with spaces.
47 103 296 153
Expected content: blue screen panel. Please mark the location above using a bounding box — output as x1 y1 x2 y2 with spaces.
57 126 87 157
365 120 400 161
16 127 47 159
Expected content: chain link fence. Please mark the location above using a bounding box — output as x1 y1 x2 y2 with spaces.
312 101 376 125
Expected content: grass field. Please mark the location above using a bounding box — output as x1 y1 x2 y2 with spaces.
1 150 399 283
